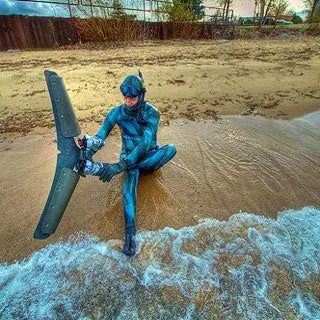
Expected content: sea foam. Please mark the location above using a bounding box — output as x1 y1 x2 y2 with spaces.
1 206 320 319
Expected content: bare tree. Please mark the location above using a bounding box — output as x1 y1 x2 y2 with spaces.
307 0 320 22
262 0 274 25
255 0 290 26
270 0 289 26
270 0 289 20
252 0 274 26
216 0 234 22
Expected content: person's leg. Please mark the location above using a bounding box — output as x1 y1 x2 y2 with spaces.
122 168 140 256
137 144 176 172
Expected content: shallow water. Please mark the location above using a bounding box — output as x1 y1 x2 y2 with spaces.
1 206 320 319
156 112 320 223
0 112 320 267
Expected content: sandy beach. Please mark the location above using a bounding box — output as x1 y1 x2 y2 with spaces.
1 36 320 319
0 36 319 136
0 36 320 263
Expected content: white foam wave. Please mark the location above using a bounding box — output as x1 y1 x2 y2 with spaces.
1 206 320 319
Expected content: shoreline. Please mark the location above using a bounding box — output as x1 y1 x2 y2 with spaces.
1 105 320 144
1 106 320 141
1 112 320 263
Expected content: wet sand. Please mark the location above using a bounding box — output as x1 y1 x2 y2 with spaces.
1 111 320 263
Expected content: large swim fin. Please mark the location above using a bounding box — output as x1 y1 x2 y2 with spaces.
34 70 82 239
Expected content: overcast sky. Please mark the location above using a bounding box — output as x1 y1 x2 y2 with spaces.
0 0 70 17
231 0 307 17
0 0 308 18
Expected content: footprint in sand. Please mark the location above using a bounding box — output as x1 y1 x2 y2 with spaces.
167 79 186 85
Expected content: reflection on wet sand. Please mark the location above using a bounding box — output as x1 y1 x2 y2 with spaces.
0 111 320 263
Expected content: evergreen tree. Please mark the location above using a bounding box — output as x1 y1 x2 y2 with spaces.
110 0 136 20
160 0 205 22
292 13 303 23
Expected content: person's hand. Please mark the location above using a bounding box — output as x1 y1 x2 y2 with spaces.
99 160 127 182
77 134 105 161
74 137 84 149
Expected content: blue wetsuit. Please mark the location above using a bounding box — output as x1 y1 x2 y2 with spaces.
95 101 176 230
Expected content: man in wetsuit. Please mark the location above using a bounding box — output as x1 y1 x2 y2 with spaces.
79 72 177 256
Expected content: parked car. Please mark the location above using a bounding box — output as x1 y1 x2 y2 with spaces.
264 17 276 25
237 17 276 26
276 19 293 25
237 17 258 26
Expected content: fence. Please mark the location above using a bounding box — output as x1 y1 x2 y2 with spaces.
0 14 234 51
0 15 78 50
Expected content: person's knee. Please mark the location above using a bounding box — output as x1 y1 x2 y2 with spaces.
126 168 140 178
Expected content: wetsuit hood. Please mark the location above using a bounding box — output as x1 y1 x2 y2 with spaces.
120 73 146 113
122 100 145 117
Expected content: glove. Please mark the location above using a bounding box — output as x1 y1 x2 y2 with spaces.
99 160 127 182
83 134 105 161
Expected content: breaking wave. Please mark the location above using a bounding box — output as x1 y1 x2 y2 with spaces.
1 206 320 319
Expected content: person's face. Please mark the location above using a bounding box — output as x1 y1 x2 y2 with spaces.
123 95 139 108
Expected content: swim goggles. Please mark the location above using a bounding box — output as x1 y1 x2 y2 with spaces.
120 85 141 98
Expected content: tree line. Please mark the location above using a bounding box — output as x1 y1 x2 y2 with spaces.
74 0 319 25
